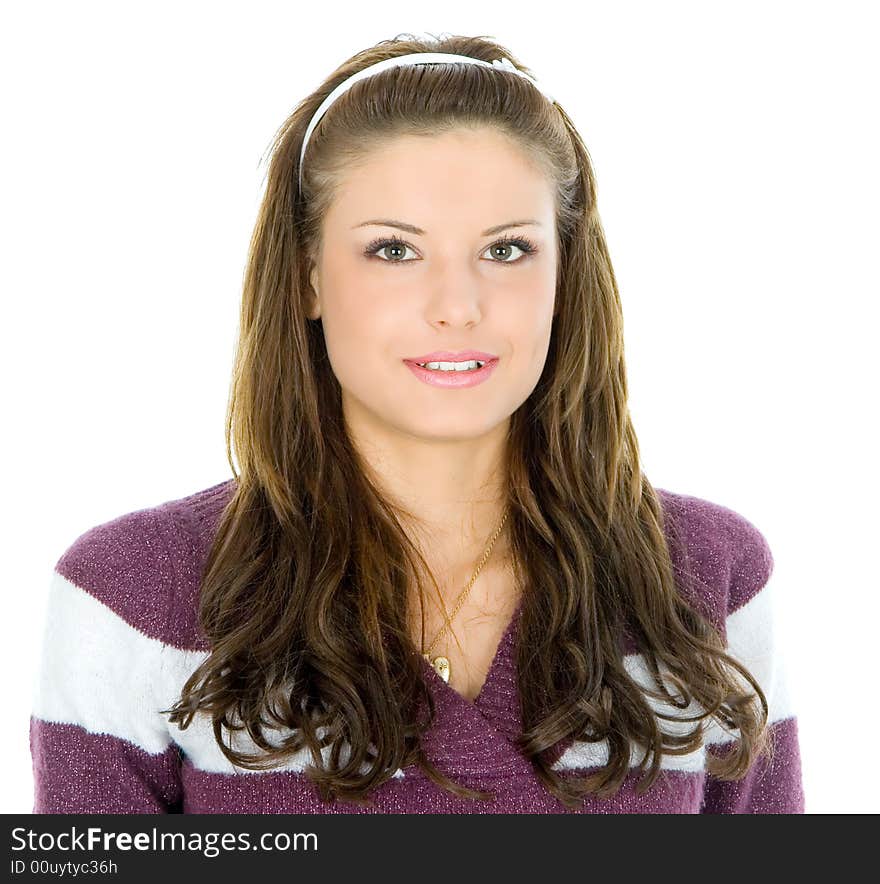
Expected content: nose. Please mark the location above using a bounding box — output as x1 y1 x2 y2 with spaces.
424 267 485 327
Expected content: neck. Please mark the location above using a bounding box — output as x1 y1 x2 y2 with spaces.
346 410 511 566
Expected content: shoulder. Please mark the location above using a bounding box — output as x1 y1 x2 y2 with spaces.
52 478 237 650
654 487 775 629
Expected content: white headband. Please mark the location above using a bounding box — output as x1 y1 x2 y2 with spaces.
297 53 556 190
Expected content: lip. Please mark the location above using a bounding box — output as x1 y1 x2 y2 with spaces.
404 358 499 389
403 350 497 363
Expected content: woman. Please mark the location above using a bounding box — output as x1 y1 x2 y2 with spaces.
30 33 805 813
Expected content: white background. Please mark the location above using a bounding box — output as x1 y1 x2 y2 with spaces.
3 0 877 813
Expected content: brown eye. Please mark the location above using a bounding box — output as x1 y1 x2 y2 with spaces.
365 235 416 263
487 242 521 261
482 236 539 264
381 242 410 261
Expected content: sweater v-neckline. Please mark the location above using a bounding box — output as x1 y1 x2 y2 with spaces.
419 594 524 710
414 595 531 777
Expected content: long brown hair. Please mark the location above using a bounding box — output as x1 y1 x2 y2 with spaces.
162 33 773 810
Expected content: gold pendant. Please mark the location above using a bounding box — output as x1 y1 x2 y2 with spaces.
424 654 451 682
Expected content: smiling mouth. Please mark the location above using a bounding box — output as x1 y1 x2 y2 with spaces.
403 358 499 388
413 359 486 371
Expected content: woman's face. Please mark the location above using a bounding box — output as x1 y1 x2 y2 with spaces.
307 127 558 445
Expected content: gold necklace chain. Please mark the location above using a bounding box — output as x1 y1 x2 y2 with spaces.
421 509 509 683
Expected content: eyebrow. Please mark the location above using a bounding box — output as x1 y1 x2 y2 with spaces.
352 219 542 237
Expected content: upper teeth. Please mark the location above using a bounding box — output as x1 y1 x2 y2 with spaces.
416 360 485 371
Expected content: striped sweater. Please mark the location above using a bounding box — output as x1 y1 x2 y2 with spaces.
30 480 805 813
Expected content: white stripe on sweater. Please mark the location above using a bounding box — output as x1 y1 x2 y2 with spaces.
32 569 172 755
33 569 794 777
31 570 404 777
555 572 796 772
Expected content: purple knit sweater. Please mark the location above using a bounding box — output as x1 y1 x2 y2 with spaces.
30 480 805 813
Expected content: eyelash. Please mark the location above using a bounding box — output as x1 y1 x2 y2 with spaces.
364 234 539 267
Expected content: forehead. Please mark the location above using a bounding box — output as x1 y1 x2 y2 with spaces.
324 128 555 227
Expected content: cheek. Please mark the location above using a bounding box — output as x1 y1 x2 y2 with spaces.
508 284 555 380
320 278 403 373
512 275 555 339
